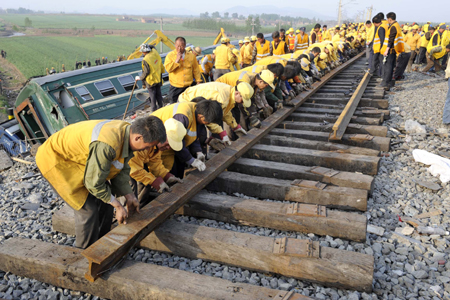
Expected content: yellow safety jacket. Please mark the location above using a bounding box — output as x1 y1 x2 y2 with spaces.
374 20 389 54
242 64 267 74
254 56 288 67
296 33 309 51
215 44 234 70
287 34 296 50
200 54 215 74
427 31 448 60
322 30 332 41
423 24 430 33
216 70 253 86
240 44 246 61
151 102 197 170
256 40 271 61
366 25 375 43
129 147 170 186
164 50 201 88
243 43 253 65
142 50 164 86
178 82 238 133
404 32 420 51
36 120 129 210
272 41 287 55
389 22 405 54
420 35 429 48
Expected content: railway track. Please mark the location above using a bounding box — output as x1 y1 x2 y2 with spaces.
0 51 390 299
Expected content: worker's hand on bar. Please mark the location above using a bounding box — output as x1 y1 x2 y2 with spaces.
124 193 140 216
110 196 128 225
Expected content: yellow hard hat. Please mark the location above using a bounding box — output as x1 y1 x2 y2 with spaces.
427 21 431 23
296 29 300 34
288 28 294 32
300 57 310 71
232 49 240 56
164 118 186 151
413 25 419 30
251 36 257 41
319 53 328 60
221 37 227 43
236 82 254 108
239 40 243 44
259 69 275 90
226 37 231 42
403 26 409 31
185 46 192 52
244 37 250 43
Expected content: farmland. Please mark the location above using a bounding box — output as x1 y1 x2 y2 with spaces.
0 35 214 78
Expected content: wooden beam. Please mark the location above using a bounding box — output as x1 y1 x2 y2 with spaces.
259 134 380 156
269 129 390 152
81 52 366 282
207 171 368 211
52 206 371 290
229 158 374 191
0 238 311 300
246 144 379 175
278 121 388 137
330 72 372 140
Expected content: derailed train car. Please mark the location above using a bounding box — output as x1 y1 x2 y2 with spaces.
12 40 241 144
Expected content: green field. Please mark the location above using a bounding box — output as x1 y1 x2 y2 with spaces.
0 35 214 78
0 14 188 31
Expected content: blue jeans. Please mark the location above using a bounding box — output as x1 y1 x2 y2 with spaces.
443 79 450 124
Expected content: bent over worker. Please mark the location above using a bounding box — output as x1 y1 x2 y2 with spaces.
151 100 223 178
36 117 166 249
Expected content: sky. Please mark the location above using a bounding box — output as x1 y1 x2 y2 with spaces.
1 0 449 23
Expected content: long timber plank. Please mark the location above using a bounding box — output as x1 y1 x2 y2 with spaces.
0 238 311 300
246 143 379 174
52 206 372 290
229 158 374 191
81 52 366 282
269 128 390 151
207 171 368 211
278 121 388 137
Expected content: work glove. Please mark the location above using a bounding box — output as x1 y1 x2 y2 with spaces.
233 125 247 138
135 76 140 81
430 46 442 55
165 174 183 185
151 177 171 193
208 138 226 151
249 115 261 128
219 131 231 145
191 158 206 172
262 106 273 118
276 100 284 109
289 90 296 99
196 152 206 162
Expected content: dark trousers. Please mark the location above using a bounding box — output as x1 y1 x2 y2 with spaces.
202 73 211 82
73 194 114 249
147 83 163 111
417 47 427 64
394 52 411 79
370 53 382 76
168 85 189 103
381 52 397 88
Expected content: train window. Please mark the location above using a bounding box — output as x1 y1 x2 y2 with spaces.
75 86 94 101
118 75 135 91
94 80 117 97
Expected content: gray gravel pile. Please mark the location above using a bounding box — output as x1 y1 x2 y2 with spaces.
1 72 449 299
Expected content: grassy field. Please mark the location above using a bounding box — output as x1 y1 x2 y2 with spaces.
0 35 215 78
0 14 188 31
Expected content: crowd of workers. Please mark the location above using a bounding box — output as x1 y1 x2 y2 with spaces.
34 12 450 249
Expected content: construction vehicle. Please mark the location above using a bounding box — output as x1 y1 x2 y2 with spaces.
128 30 176 60
213 28 227 45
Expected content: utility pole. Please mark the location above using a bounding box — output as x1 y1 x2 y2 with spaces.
160 17 163 53
367 5 373 22
251 20 256 36
337 0 342 26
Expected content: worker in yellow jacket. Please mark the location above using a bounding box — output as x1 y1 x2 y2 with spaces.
271 31 289 55
179 82 254 143
164 37 202 103
230 48 241 71
381 12 404 90
129 120 184 202
214 37 234 80
240 37 250 66
36 117 166 249
151 101 223 177
200 51 215 82
423 24 449 73
295 27 309 51
287 28 296 52
136 44 164 112
252 33 273 63
322 25 331 41
365 21 375 67
404 25 421 72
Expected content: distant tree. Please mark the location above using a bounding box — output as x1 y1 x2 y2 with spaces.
24 17 32 27
90 25 95 32
255 16 261 32
238 15 245 20
200 11 209 18
212 11 220 18
232 13 238 19
245 15 253 33
224 12 229 19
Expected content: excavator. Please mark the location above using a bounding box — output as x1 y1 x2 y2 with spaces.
213 28 228 45
127 30 176 60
